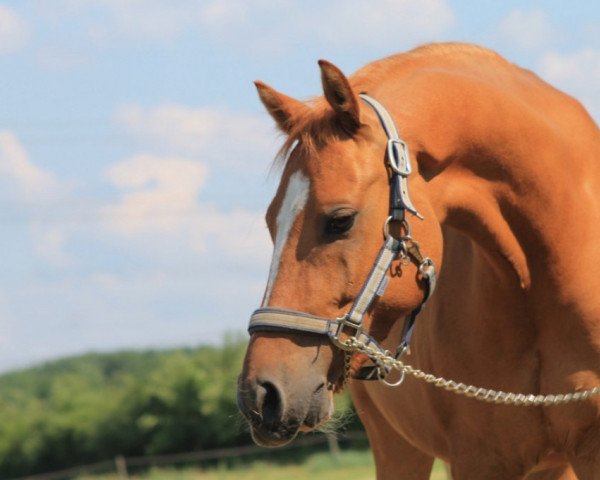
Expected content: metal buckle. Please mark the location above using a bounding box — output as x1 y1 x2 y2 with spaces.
328 315 363 351
396 342 410 358
418 258 435 278
387 139 411 176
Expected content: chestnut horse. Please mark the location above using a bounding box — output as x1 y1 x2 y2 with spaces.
237 43 600 479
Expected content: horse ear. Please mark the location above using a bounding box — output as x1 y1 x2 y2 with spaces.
254 81 305 134
318 60 360 132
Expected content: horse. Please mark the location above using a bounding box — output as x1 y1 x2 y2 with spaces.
236 43 600 479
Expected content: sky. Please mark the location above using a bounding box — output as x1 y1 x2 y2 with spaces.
0 0 598 372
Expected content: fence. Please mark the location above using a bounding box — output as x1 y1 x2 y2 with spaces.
12 431 368 480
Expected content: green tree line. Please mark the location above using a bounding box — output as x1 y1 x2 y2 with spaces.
0 337 251 477
0 336 360 478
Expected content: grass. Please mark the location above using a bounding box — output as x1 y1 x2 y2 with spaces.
77 450 449 480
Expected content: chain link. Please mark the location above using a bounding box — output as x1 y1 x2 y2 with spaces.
343 351 352 385
345 337 600 406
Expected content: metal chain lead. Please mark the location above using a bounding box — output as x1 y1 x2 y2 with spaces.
343 351 352 385
345 337 600 406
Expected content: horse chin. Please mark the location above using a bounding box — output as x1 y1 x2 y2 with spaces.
300 400 334 432
250 423 299 447
248 399 334 447
298 416 330 433
298 424 316 433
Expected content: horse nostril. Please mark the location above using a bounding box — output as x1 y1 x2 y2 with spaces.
257 380 283 427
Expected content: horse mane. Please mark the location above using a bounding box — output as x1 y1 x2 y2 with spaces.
407 42 504 61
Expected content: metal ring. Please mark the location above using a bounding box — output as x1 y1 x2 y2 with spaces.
328 332 356 352
382 216 392 239
378 367 406 387
401 219 411 238
418 258 434 275
383 216 412 240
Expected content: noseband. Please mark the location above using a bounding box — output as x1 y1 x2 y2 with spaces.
248 94 437 384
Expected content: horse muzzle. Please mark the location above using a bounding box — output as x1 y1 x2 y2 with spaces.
237 374 333 447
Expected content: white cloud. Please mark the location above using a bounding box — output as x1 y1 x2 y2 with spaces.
114 104 275 169
30 225 73 267
103 154 208 235
53 0 454 53
538 49 600 122
199 0 290 26
310 0 455 47
115 105 218 152
190 204 270 257
101 154 270 261
0 131 73 267
67 0 291 43
58 0 201 41
0 130 59 198
496 8 555 52
0 5 27 54
197 0 455 52
35 45 90 71
539 49 600 84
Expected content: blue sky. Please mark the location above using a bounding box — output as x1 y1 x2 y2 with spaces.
0 0 598 372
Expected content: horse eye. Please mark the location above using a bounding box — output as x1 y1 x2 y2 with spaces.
325 213 356 236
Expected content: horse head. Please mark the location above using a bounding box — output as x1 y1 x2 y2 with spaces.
237 60 443 447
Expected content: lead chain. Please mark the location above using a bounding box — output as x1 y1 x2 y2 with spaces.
343 351 353 385
345 337 600 406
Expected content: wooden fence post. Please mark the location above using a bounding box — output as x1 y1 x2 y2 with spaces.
325 433 340 460
115 455 129 480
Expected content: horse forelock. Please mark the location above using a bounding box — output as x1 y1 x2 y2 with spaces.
275 101 352 169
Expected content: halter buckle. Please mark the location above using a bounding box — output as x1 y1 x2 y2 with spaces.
387 139 412 176
329 315 364 351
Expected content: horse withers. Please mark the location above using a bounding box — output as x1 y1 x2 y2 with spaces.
237 43 600 479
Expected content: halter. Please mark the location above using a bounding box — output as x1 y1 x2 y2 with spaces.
248 94 437 385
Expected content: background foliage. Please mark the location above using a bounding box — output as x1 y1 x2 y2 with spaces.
0 337 360 478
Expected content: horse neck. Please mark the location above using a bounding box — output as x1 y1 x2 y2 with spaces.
359 59 600 319
424 95 600 330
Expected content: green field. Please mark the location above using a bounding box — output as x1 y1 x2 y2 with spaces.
78 451 449 480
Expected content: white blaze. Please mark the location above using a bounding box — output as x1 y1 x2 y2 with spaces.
262 171 310 306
